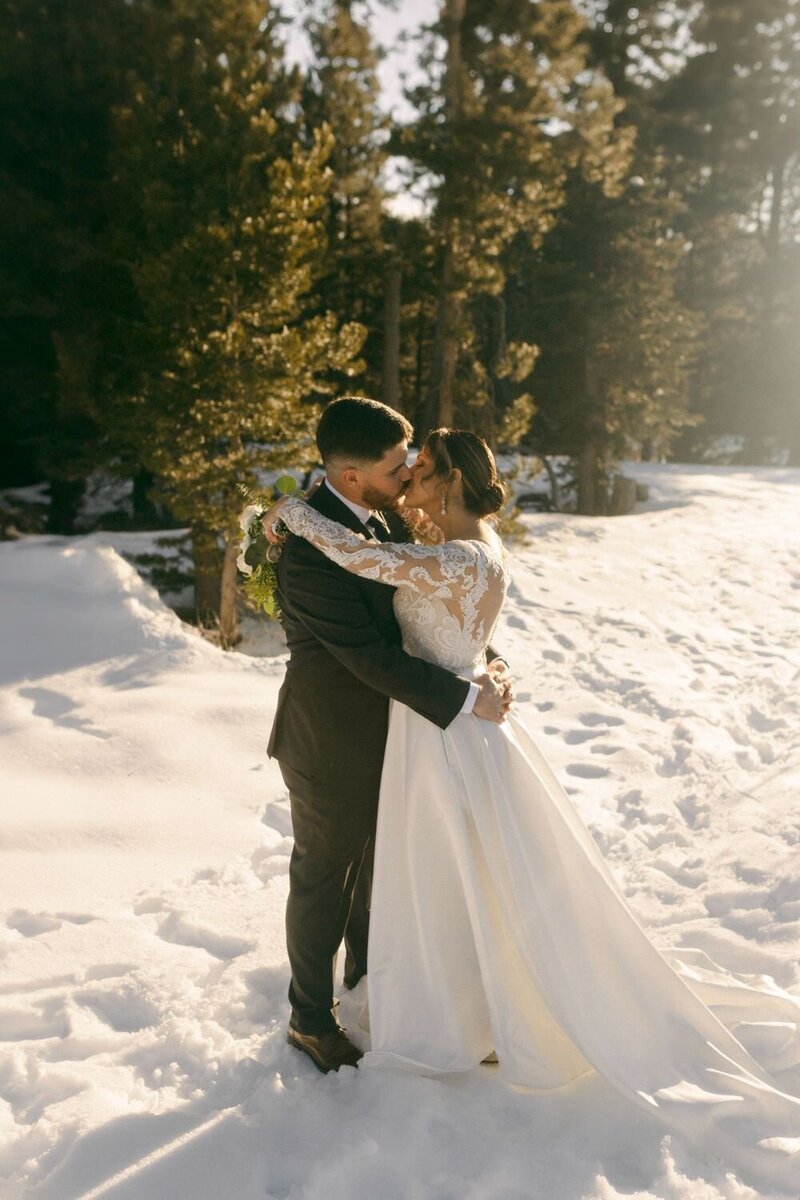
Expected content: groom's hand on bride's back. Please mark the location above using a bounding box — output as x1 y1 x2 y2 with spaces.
487 657 513 691
487 657 515 713
474 673 511 724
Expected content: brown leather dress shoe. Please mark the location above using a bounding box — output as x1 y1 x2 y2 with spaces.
287 1025 363 1073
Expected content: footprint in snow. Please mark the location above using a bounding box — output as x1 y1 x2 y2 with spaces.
616 790 646 828
0 973 76 997
779 823 800 846
747 707 786 734
565 763 610 779
5 910 95 936
156 911 255 960
261 799 293 838
564 729 604 745
650 857 707 889
133 895 169 915
656 751 692 778
0 997 71 1041
505 582 540 609
704 887 772 918
579 713 624 728
75 982 160 1033
675 793 711 830
6 910 62 936
734 863 770 886
84 962 138 982
719 908 773 938
644 827 692 851
707 878 800 929
251 843 292 884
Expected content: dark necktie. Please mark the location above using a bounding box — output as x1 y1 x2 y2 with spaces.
366 513 390 542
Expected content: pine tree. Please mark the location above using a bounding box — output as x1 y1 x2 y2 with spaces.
113 0 364 643
0 0 134 526
514 166 701 511
400 0 630 440
510 0 704 510
302 0 388 397
658 0 800 462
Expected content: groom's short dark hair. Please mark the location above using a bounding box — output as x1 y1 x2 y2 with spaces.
317 397 414 467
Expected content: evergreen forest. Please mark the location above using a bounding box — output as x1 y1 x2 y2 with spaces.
2 0 799 635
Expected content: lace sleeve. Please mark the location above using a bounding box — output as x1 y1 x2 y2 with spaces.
280 497 480 597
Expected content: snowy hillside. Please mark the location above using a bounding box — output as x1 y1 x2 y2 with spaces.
0 464 799 1200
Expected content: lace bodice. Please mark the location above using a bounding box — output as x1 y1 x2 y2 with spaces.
280 498 507 673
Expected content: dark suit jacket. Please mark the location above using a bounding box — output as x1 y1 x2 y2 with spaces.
267 483 473 800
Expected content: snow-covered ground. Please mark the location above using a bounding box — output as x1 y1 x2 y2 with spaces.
1 463 798 1200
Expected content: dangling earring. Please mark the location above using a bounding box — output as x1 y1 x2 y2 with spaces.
440 493 448 516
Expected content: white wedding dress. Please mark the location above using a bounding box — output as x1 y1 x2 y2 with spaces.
280 498 800 1191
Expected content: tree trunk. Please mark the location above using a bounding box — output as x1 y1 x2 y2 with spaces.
576 442 599 516
749 154 786 462
192 523 221 628
382 263 402 411
425 0 466 433
413 301 426 431
438 241 460 430
132 468 158 526
594 467 609 515
609 473 637 516
426 236 460 432
489 293 514 446
218 535 240 649
46 477 86 534
578 348 607 515
542 456 563 512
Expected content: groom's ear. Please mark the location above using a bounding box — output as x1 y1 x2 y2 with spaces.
341 466 360 489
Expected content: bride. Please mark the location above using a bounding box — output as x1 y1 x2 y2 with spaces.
266 428 800 1191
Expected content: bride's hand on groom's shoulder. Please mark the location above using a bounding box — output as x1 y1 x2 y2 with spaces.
262 496 291 544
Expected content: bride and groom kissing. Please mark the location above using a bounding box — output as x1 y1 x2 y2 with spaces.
265 397 800 1191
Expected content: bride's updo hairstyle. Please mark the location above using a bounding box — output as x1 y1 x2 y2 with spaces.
424 428 507 518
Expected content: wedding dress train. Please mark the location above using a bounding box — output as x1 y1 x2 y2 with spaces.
279 497 800 1192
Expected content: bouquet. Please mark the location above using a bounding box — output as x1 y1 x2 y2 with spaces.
237 474 299 616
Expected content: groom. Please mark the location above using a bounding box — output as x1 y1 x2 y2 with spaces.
268 397 511 1073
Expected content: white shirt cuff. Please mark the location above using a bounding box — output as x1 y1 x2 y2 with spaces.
460 681 479 715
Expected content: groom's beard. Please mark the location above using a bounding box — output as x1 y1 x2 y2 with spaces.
361 482 408 512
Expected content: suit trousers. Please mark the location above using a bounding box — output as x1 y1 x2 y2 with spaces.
280 761 377 1034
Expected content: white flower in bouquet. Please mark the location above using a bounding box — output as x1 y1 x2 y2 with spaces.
237 504 263 577
239 504 261 533
235 475 300 615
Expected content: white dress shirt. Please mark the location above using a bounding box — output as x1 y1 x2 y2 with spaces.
323 480 479 715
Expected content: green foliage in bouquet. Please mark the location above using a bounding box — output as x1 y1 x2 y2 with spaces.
237 476 299 618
